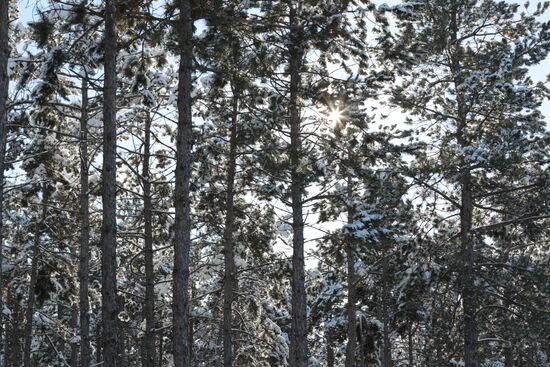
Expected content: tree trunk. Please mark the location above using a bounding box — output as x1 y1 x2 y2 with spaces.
408 323 414 367
157 329 163 367
23 185 48 367
143 111 156 367
449 3 478 366
222 86 238 367
326 328 335 367
0 0 10 356
288 4 307 367
79 75 92 367
503 344 513 367
6 287 22 367
101 0 119 365
70 303 79 367
382 251 392 367
345 179 357 367
173 0 193 366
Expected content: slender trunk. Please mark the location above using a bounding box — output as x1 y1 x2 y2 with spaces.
449 4 478 366
345 179 356 367
326 328 335 367
173 0 193 366
503 345 513 367
158 330 163 367
23 185 48 367
408 323 414 367
0 0 10 356
143 111 156 367
6 288 22 367
382 251 392 367
101 0 119 365
70 303 79 367
79 75 91 367
288 4 307 367
222 87 238 367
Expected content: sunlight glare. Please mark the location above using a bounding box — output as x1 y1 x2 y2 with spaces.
327 108 343 123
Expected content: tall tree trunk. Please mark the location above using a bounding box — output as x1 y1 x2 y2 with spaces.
288 4 307 367
382 250 392 367
449 3 478 366
6 288 22 367
222 86 238 367
345 179 357 367
70 303 79 367
79 75 91 367
157 329 163 367
326 328 335 367
101 0 119 365
23 185 48 367
173 0 193 366
408 323 414 367
0 0 10 356
143 111 156 367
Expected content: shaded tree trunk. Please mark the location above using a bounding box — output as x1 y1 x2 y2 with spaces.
408 323 414 367
326 328 335 367
288 4 307 367
0 0 10 356
173 0 193 366
6 288 22 367
79 75 91 367
382 251 392 367
23 185 48 367
70 303 79 367
101 0 119 365
222 86 238 367
345 179 357 367
449 3 478 366
143 111 156 367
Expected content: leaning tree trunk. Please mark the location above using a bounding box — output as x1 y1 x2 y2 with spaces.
79 75 92 367
345 178 357 367
0 0 10 356
222 85 239 367
173 0 193 366
142 111 156 367
288 4 307 367
101 0 119 365
23 185 48 367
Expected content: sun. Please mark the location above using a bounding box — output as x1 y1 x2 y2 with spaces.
327 108 344 123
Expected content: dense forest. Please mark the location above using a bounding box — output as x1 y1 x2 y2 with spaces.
0 0 549 366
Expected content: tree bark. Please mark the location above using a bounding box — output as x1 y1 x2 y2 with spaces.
382 250 392 367
143 111 156 367
23 185 48 367
173 0 193 366
6 288 22 367
288 4 307 367
79 75 92 367
449 3 478 366
0 0 10 356
101 0 119 365
345 179 357 367
326 328 335 367
222 87 238 367
408 323 414 367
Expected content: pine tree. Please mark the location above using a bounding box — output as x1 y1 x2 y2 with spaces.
388 0 550 364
